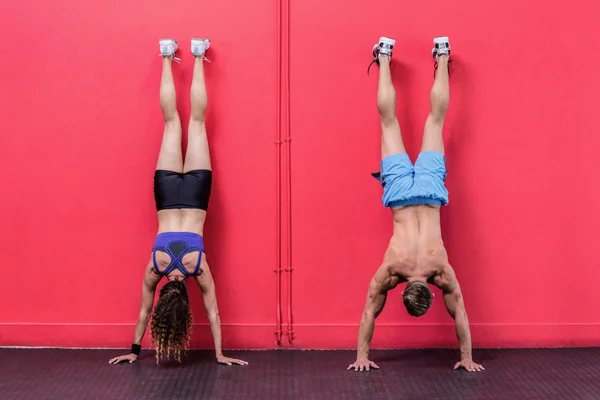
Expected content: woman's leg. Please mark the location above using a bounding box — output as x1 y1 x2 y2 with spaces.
183 53 211 173
156 54 183 172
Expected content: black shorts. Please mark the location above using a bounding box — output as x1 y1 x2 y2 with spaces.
153 169 212 211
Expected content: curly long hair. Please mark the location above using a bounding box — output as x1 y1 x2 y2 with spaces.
150 280 192 363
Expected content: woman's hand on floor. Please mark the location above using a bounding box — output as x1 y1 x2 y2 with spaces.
217 355 248 366
108 353 138 365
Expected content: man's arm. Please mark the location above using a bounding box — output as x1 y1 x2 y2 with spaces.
195 264 248 366
441 266 484 372
348 265 391 371
109 264 160 364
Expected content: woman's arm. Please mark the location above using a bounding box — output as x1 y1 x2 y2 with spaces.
109 263 160 364
133 266 160 344
195 264 248 366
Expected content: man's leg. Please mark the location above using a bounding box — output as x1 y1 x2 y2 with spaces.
412 39 451 206
156 52 183 172
420 55 450 154
378 56 406 159
184 42 211 173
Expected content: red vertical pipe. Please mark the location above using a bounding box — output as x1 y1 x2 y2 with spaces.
275 0 293 347
274 142 282 346
280 0 294 345
273 0 284 346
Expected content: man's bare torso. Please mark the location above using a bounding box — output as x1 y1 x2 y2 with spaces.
380 205 455 292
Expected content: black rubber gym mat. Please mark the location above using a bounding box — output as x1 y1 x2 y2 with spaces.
1 348 599 400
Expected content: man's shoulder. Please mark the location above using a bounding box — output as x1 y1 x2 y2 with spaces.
432 263 459 292
371 262 404 292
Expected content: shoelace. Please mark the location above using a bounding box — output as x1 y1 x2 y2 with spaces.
367 44 380 75
368 45 392 75
367 58 379 75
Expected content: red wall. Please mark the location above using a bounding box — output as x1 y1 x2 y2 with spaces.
1 0 599 349
0 0 278 348
288 0 600 348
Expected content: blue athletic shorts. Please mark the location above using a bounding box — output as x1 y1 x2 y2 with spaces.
376 151 448 208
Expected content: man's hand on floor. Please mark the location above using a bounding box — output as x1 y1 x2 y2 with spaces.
454 359 484 372
348 358 379 372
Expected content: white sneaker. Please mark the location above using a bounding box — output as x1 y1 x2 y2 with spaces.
375 37 396 58
432 36 451 60
159 39 179 57
368 36 396 75
191 38 211 57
